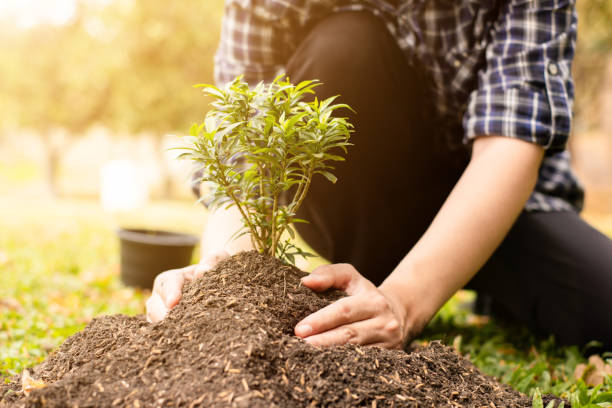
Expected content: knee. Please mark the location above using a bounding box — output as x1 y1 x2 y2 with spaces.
287 11 392 83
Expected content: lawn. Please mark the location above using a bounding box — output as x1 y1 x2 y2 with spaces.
1 192 611 406
0 193 206 378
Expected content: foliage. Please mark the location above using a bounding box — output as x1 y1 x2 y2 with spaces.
532 379 612 408
0 0 223 195
0 194 206 380
574 0 612 128
0 0 222 138
0 8 111 136
576 0 612 55
103 1 222 136
180 76 352 263
0 0 611 138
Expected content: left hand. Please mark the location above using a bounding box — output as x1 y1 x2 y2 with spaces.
294 263 409 349
146 250 230 323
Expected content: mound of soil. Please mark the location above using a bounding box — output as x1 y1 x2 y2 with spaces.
1 251 564 407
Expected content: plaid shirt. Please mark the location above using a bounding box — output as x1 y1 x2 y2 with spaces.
214 0 584 212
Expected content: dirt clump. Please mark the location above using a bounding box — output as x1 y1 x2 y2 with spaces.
1 251 564 407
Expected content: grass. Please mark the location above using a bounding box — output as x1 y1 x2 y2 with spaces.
0 193 207 380
424 297 612 405
1 191 611 406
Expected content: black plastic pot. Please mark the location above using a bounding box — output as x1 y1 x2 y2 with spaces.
117 228 199 289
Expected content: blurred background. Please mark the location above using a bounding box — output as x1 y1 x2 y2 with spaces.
0 0 611 217
0 0 221 205
0 1 224 374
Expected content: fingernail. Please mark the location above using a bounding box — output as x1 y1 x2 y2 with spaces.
165 293 179 308
301 274 319 283
295 324 312 337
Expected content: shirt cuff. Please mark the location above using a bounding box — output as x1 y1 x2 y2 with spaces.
463 61 573 154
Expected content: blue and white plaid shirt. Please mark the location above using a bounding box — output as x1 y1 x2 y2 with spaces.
214 0 584 212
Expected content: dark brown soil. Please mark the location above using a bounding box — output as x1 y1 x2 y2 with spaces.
1 251 565 407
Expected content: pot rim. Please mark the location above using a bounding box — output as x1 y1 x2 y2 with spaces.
117 228 199 246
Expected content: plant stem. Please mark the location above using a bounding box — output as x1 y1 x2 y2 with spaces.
270 192 278 257
228 188 263 252
257 163 268 246
292 163 314 215
215 159 263 252
290 170 307 211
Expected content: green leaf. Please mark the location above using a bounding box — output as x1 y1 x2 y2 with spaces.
319 171 337 184
516 373 536 393
180 75 352 261
592 391 612 403
570 392 580 407
286 225 295 239
203 85 225 100
204 116 217 133
189 123 199 136
532 388 543 408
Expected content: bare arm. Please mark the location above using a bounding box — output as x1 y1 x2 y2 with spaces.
296 135 544 347
200 206 255 258
379 135 544 338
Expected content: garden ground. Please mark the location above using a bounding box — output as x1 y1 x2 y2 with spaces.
1 163 612 406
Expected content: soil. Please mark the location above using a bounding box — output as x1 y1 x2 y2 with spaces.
1 251 566 407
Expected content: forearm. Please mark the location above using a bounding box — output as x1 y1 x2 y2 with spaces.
379 136 544 333
200 206 255 258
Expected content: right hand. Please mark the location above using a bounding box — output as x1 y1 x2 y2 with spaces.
145 250 229 323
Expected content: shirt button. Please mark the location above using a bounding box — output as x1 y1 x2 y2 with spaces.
548 62 559 76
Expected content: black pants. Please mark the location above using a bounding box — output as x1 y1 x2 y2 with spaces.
288 11 612 349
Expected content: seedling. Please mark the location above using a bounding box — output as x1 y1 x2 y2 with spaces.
180 75 353 265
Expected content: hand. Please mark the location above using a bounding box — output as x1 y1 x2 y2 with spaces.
145 250 229 323
294 264 409 349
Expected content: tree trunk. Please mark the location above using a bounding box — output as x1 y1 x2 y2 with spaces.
154 135 173 199
45 138 61 198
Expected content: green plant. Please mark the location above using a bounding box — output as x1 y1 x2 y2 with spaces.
180 75 352 264
532 380 612 408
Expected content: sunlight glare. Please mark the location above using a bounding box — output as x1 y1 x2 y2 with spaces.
0 0 77 28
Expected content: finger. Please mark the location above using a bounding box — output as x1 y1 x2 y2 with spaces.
154 270 185 309
207 249 230 263
295 294 379 338
192 250 231 279
303 316 402 348
301 264 365 294
365 341 403 350
360 318 404 349
145 294 168 323
179 264 200 280
153 267 191 294
301 318 389 347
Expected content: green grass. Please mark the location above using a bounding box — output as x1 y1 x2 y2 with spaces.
1 195 611 406
424 297 612 404
0 194 206 380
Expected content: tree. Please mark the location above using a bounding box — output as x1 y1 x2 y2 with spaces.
0 3 115 195
0 0 224 196
575 0 612 128
103 0 223 197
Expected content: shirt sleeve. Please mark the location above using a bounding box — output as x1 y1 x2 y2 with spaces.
214 0 339 86
463 0 577 154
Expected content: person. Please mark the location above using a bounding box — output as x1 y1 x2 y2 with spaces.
146 0 612 351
